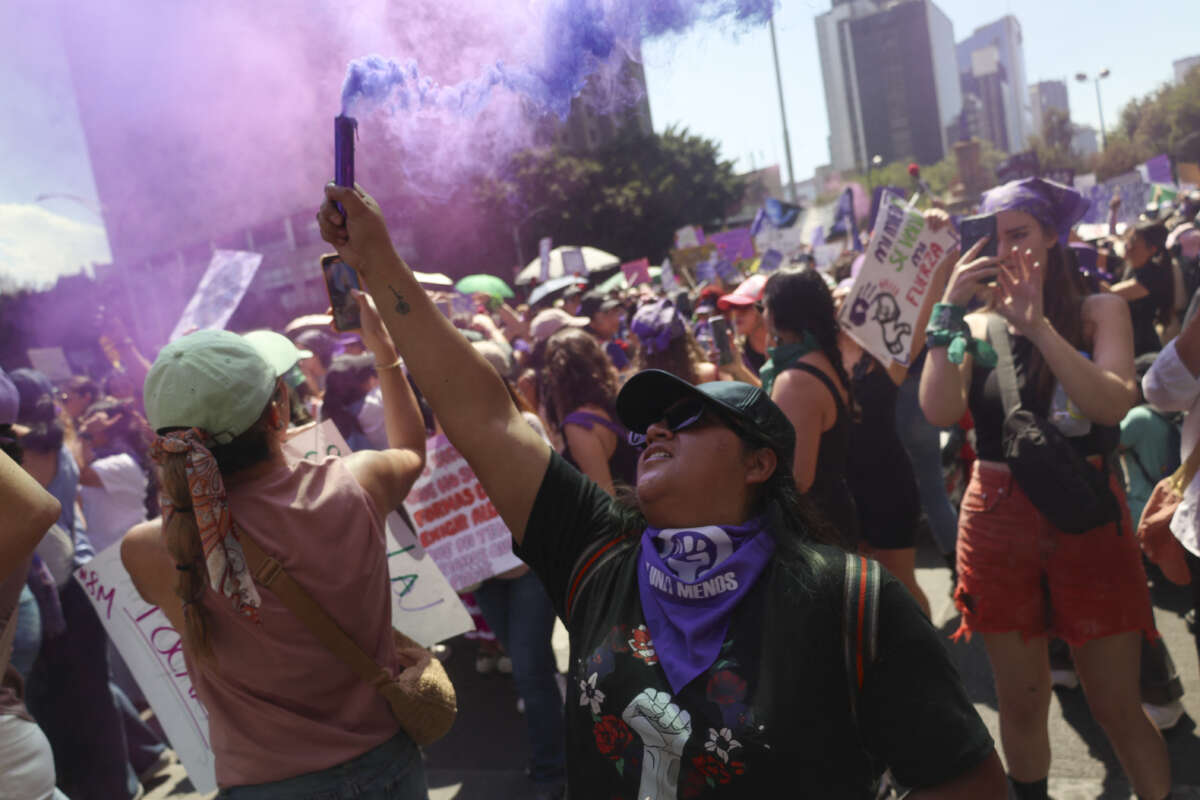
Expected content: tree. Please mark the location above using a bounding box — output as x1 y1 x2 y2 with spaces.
1090 66 1200 180
474 124 745 270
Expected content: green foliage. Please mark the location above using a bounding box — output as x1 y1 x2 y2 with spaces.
1092 67 1200 180
474 124 745 269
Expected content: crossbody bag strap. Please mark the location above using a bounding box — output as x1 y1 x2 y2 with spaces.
987 316 1022 416
238 533 393 689
842 553 882 723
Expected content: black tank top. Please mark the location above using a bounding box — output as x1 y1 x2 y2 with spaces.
968 326 1118 461
845 359 922 529
784 362 859 548
561 410 640 489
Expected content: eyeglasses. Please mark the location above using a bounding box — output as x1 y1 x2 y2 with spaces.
628 399 708 448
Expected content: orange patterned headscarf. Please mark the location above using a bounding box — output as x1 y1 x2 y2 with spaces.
151 428 262 623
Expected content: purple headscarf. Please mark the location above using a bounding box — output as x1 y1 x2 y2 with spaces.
632 298 686 355
979 177 1091 244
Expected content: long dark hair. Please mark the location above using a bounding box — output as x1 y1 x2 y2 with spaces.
762 269 855 409
1130 220 1175 330
540 328 621 430
1029 235 1089 412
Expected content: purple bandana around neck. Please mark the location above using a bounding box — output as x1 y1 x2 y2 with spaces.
637 516 775 693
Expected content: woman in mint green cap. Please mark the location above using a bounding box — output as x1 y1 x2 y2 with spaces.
121 291 432 798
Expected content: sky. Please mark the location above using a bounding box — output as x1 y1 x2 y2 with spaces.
1 0 1197 288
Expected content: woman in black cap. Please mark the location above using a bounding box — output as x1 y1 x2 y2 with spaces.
319 182 1005 799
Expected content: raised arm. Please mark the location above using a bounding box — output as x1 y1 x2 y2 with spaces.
319 184 551 543
0 450 61 579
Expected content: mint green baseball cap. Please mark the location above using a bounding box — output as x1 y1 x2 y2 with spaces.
144 330 276 444
242 330 312 378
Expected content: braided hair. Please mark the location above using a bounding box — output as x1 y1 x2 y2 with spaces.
762 269 855 411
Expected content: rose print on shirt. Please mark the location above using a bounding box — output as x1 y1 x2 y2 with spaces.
628 625 658 666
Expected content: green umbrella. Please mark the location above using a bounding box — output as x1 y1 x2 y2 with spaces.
455 274 515 299
595 271 628 294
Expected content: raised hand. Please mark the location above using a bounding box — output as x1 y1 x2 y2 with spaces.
994 247 1045 337
350 289 397 361
316 183 396 278
941 236 1001 308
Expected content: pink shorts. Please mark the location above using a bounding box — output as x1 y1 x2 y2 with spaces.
953 462 1155 646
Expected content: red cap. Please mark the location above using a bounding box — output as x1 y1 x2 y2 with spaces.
716 274 768 311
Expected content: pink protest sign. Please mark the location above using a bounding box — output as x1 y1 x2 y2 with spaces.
621 258 652 285
402 434 524 591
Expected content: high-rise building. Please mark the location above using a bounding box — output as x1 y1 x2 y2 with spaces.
1029 80 1070 139
955 16 1029 153
1175 55 1200 85
1071 125 1099 158
816 0 962 171
552 56 653 153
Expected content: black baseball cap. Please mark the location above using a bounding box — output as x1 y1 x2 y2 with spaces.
616 370 795 475
579 290 622 318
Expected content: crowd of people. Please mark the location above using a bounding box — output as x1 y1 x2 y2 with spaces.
1 179 1199 800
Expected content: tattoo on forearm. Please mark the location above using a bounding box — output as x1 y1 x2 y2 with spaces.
388 285 411 315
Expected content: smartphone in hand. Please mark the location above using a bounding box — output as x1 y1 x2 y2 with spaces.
710 317 735 366
321 253 362 331
958 214 998 259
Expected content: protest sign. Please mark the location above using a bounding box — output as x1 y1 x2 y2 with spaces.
281 421 474 645
26 346 73 381
170 250 263 342
538 237 553 282
713 258 739 284
753 219 808 258
75 548 218 793
401 434 525 592
813 243 845 271
660 257 678 292
674 225 704 249
669 243 717 285
708 227 755 262
758 249 783 274
561 248 588 277
621 258 652 286
695 257 718 284
839 193 958 366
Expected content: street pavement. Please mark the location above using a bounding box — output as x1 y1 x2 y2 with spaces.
150 540 1200 799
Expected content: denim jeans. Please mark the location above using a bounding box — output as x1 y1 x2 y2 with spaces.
473 570 567 787
25 580 139 800
895 373 959 555
217 732 427 799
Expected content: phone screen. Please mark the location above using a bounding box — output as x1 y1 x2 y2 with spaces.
959 214 998 259
711 317 734 366
321 254 362 331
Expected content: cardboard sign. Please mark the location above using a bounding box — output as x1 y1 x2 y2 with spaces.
669 244 717 285
170 250 263 342
659 257 678 293
753 221 808 259
401 434 525 592
758 249 783 274
694 258 718 284
75 548 218 793
26 346 73 381
708 227 755 262
674 225 704 250
561 248 588 277
713 258 739 283
839 193 958 366
281 421 473 645
621 258 652 286
538 237 553 282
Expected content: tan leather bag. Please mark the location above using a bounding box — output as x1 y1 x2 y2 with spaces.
240 535 457 745
1135 442 1200 586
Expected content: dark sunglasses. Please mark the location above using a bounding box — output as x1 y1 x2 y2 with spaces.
628 398 709 449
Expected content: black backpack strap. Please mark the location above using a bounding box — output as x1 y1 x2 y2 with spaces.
843 553 883 722
564 534 637 625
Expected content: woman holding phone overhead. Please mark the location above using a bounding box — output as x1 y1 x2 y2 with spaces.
318 182 1006 799
920 177 1170 800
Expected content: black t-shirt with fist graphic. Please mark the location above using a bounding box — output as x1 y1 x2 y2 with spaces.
515 452 992 799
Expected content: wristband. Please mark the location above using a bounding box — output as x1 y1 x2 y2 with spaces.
375 357 403 371
925 303 997 367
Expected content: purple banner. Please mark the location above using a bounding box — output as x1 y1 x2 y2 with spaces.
707 227 755 261
1145 154 1173 185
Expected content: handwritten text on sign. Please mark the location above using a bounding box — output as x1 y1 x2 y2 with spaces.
76 548 218 793
839 194 958 366
403 434 524 592
282 421 473 645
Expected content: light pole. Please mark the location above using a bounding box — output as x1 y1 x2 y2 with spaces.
768 15 797 203
1074 69 1111 150
511 205 548 267
869 154 883 192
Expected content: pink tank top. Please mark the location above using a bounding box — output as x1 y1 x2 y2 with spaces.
186 456 401 787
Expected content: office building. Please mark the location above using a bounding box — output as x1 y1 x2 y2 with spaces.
955 16 1029 152
1029 80 1070 139
1175 55 1200 85
552 56 653 153
1072 125 1099 158
815 0 962 171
